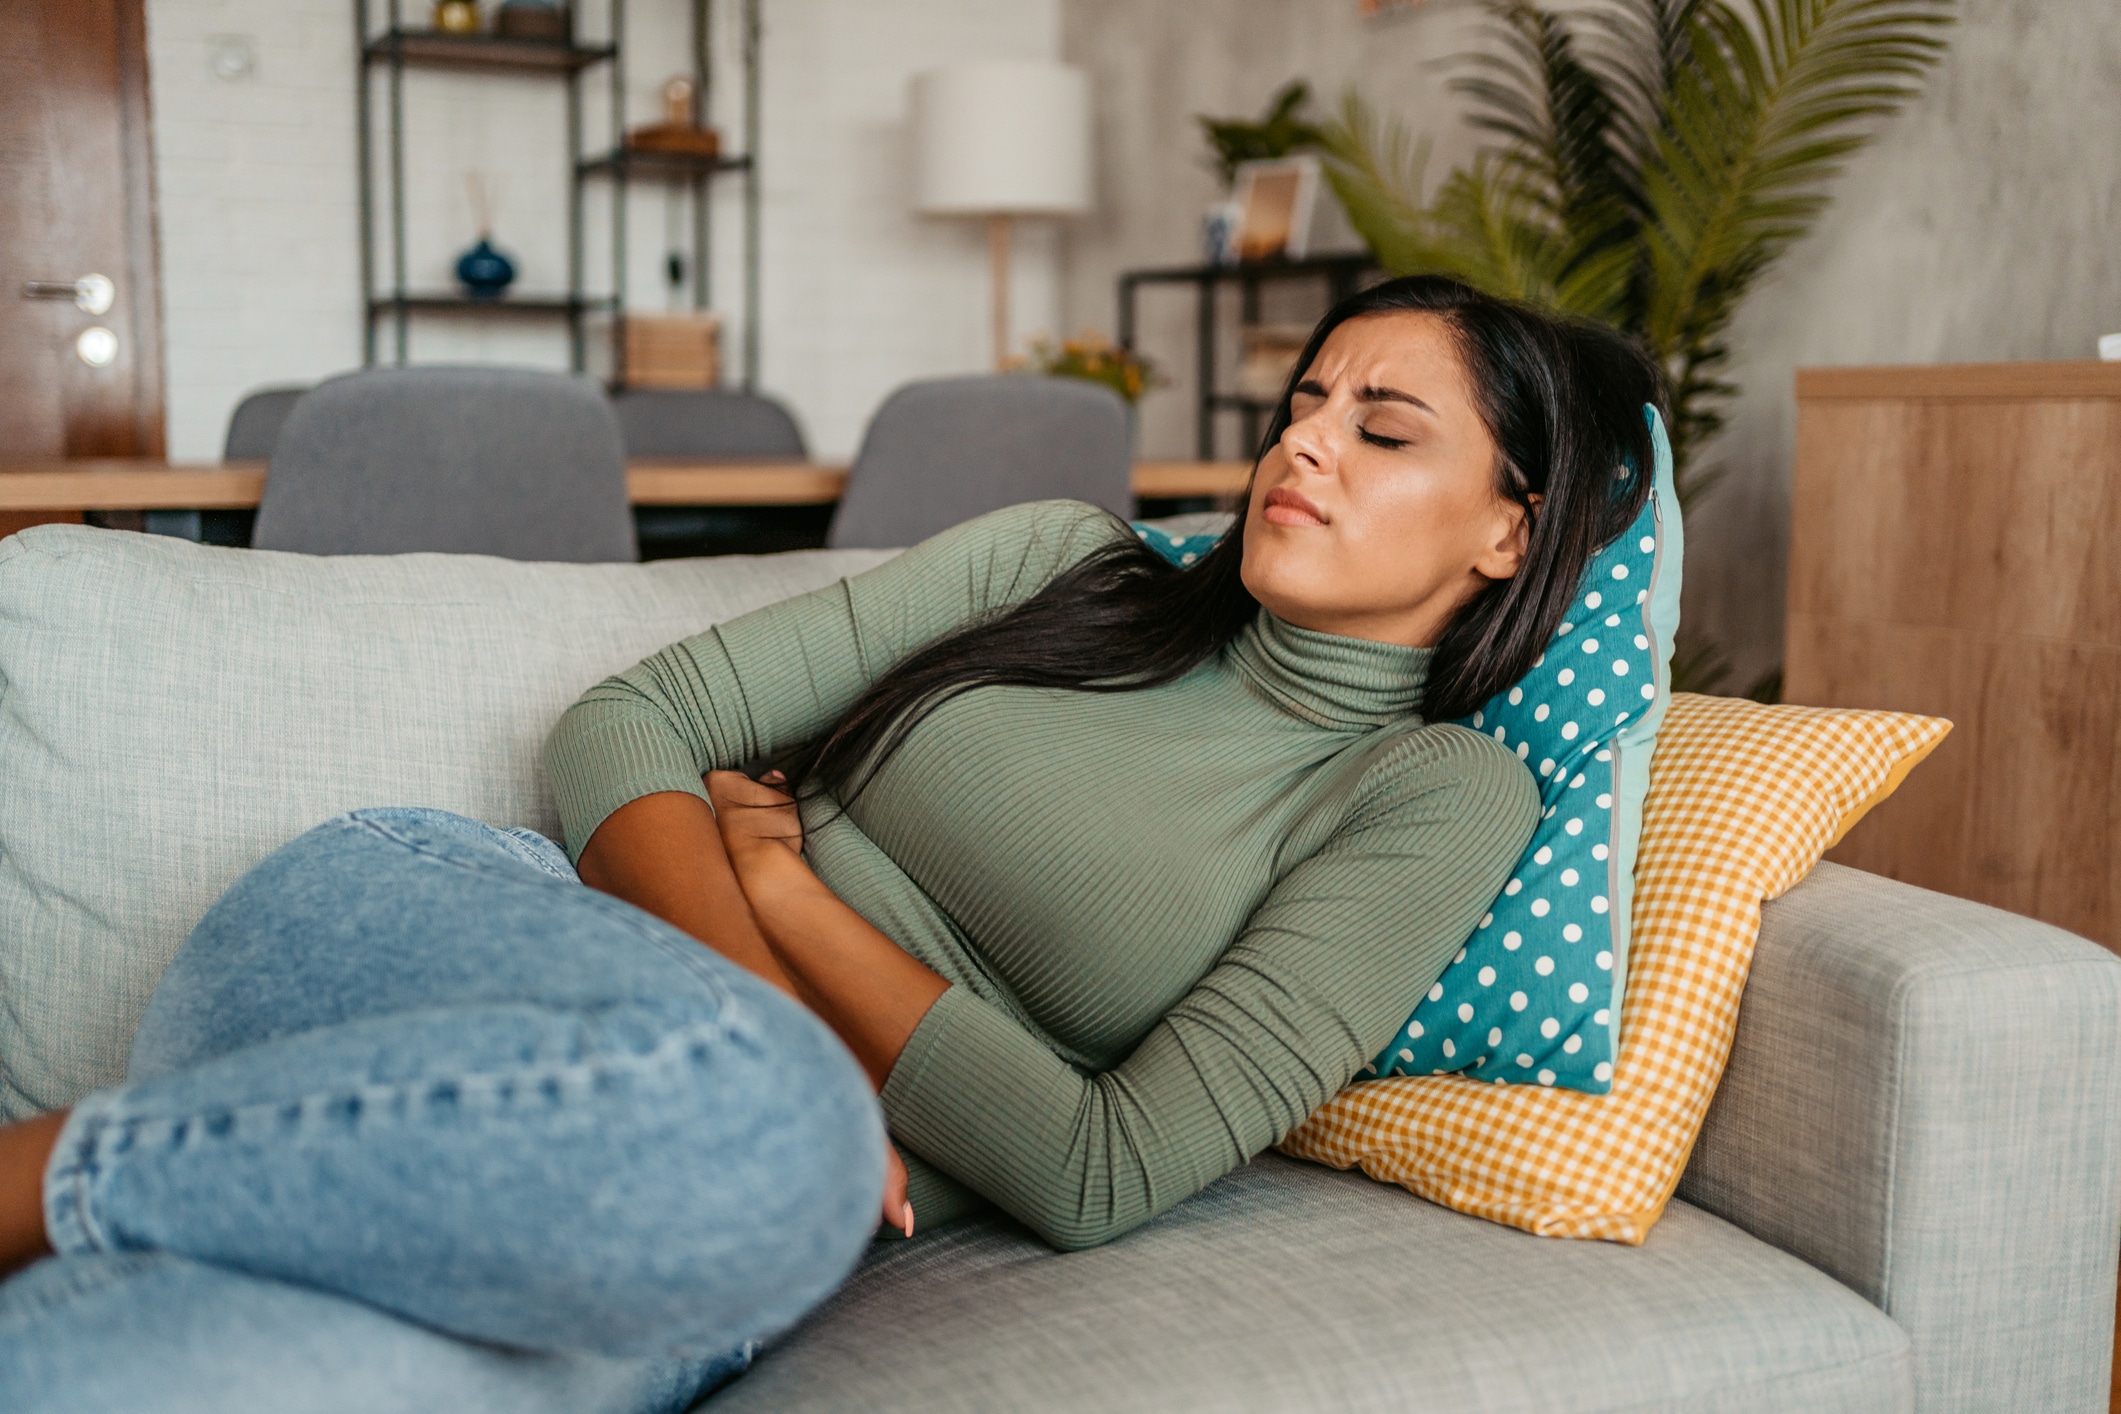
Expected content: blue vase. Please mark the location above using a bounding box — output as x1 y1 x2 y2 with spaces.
455 237 516 299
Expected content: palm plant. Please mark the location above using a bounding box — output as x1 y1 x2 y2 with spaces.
1320 0 1954 509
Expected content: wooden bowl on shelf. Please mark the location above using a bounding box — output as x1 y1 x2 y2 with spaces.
625 124 722 159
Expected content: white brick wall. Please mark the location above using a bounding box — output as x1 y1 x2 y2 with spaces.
147 0 1065 462
148 0 365 462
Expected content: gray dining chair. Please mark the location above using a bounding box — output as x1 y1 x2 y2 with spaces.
827 376 1131 550
222 385 309 462
611 388 807 459
611 389 812 557
252 366 637 562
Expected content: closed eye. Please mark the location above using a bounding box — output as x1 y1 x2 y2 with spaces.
1360 427 1408 450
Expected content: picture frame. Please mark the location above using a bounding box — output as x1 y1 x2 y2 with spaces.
1230 155 1321 263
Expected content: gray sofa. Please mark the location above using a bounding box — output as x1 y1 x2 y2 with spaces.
1 524 2116 1412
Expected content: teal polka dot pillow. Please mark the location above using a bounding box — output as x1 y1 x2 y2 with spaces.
1369 404 1682 1093
1132 521 1221 568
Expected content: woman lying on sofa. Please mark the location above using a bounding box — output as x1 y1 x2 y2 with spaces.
0 276 1661 1410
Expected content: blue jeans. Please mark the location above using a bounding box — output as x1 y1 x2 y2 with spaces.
0 809 886 1413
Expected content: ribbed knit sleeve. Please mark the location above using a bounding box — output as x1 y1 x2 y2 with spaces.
543 500 1126 860
878 726 1537 1250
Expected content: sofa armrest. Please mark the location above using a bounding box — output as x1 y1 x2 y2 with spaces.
1678 861 2121 1413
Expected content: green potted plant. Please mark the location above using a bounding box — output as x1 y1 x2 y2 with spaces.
1199 81 1329 187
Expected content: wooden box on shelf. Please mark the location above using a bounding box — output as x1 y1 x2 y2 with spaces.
1784 359 2121 950
597 312 720 390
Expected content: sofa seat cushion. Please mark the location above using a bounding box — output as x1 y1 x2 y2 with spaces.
713 1154 1912 1414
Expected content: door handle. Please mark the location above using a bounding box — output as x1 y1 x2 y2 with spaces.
21 274 115 316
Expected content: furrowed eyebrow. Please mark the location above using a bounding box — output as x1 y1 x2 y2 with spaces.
1291 378 1438 417
1355 385 1437 416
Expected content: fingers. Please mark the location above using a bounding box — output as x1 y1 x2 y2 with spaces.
882 1145 914 1239
704 770 805 860
704 769 793 809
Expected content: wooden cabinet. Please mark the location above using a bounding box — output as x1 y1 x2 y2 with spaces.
1785 361 2121 950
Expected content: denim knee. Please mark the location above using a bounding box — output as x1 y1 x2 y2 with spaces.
600 977 887 1354
467 979 888 1355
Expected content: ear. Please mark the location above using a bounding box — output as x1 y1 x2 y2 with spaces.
1473 493 1540 581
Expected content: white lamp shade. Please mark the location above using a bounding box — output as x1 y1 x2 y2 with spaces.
912 60 1090 217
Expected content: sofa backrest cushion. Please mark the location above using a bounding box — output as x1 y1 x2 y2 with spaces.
0 526 893 1119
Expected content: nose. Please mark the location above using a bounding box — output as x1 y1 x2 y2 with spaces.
1278 401 1334 474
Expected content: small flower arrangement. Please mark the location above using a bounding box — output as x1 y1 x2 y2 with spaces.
1015 332 1163 406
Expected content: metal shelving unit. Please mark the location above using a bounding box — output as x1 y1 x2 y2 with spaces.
1118 253 1376 460
573 0 760 389
356 0 761 389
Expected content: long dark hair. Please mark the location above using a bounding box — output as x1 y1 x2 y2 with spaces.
782 275 1664 807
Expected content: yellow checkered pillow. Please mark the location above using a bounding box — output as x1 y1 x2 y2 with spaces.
1279 693 1951 1243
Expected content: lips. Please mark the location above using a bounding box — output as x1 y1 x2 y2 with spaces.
1262 486 1328 527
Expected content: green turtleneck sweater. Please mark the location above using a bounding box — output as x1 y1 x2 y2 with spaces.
546 501 1537 1249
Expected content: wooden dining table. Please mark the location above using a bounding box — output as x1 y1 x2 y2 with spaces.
0 458 1254 513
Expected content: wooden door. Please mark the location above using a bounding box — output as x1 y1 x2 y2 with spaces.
0 0 164 532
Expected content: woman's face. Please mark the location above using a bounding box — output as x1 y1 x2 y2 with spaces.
1240 311 1532 649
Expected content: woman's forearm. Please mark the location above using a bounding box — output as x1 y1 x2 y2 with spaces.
573 791 801 1000
732 847 950 1091
579 791 916 1235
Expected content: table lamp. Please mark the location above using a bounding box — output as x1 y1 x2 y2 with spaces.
913 60 1091 370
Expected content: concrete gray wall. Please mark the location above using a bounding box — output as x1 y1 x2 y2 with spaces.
1061 0 2121 689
